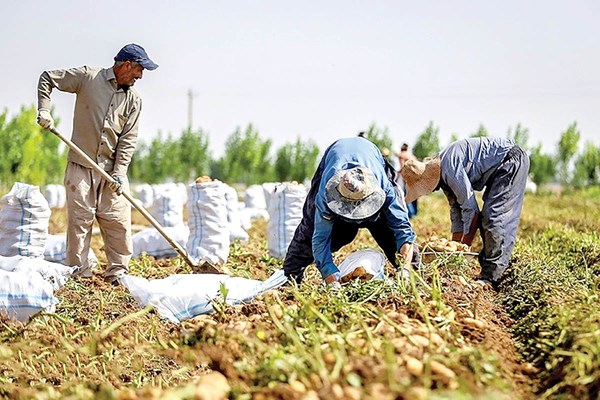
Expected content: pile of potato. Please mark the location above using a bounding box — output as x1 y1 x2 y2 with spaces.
424 236 471 252
340 266 374 283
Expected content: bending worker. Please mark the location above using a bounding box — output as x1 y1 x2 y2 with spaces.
36 44 158 284
401 137 529 288
283 136 416 285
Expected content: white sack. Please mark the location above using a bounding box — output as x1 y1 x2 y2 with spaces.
43 184 66 209
0 182 51 258
133 183 154 208
223 185 249 242
0 254 76 291
244 184 267 210
120 269 287 323
261 182 279 205
267 182 307 259
187 181 230 264
338 249 386 281
0 269 58 322
176 182 188 205
132 226 189 258
44 234 98 271
150 185 184 227
239 207 270 231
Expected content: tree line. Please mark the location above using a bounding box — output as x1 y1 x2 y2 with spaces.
1 105 598 190
410 121 599 188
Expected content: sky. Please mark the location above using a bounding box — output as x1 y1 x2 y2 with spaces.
1 0 599 158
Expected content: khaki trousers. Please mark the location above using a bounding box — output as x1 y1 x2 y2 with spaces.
64 162 132 279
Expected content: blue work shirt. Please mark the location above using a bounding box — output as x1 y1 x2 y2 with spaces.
313 137 415 279
439 137 515 234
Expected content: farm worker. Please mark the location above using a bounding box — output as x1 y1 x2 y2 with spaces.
396 143 418 218
400 137 530 288
283 136 416 286
36 44 158 285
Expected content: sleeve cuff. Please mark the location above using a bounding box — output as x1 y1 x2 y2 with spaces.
319 262 339 280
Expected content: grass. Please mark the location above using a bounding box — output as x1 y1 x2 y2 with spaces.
2 189 599 399
499 194 600 399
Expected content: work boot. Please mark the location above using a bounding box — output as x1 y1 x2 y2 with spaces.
73 265 93 279
103 269 126 286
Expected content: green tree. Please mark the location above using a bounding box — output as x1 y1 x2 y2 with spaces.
507 123 529 152
529 143 556 187
448 133 460 145
572 141 600 188
556 122 580 185
0 105 66 186
362 123 393 154
212 124 274 184
470 124 489 138
274 137 320 182
413 121 441 160
173 128 211 182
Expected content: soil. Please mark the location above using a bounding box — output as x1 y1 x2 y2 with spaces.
0 207 539 399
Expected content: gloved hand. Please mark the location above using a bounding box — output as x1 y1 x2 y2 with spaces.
36 109 54 130
109 175 125 195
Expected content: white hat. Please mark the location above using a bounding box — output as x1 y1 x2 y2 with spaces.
401 158 441 203
325 166 385 220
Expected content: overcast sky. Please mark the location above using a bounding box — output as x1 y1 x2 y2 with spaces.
1 0 598 157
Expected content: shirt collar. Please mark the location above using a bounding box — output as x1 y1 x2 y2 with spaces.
104 67 117 82
104 67 127 92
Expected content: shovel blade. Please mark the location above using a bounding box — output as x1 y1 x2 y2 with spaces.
193 260 224 274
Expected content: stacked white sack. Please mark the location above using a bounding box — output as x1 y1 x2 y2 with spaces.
132 226 189 258
267 182 307 259
44 184 66 209
133 183 154 208
0 255 76 292
150 185 185 228
223 184 249 242
187 181 230 265
0 269 57 322
0 182 50 258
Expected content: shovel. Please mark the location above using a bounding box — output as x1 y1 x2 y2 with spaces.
49 127 221 274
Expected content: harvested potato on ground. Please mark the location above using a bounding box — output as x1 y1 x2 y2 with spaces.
341 266 374 283
425 237 471 253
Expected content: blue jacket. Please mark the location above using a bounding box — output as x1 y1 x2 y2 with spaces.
313 137 415 278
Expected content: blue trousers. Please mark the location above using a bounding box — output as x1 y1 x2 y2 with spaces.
478 145 530 283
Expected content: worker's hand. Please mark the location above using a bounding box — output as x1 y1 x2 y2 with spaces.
324 272 341 290
396 242 414 270
461 212 480 245
451 232 463 242
36 109 54 130
109 175 125 195
324 272 339 284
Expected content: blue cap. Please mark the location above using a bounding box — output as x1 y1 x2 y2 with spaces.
114 43 158 70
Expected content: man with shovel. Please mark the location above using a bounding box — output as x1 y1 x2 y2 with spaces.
36 43 158 285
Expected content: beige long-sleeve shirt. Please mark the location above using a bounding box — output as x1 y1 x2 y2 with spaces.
37 66 142 176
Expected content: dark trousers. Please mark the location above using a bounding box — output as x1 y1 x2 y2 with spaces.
478 145 530 283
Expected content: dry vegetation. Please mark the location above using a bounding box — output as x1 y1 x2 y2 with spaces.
1 190 599 399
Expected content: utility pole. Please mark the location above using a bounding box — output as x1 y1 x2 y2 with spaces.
187 89 197 131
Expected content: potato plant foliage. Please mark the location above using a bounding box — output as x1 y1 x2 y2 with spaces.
0 190 598 399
